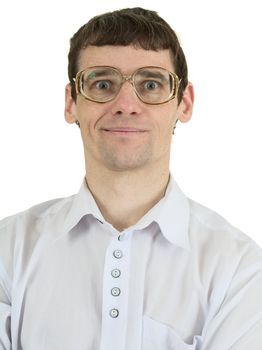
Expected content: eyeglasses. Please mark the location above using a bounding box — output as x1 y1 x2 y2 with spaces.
74 66 181 105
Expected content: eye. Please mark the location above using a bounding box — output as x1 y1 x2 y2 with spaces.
144 80 159 90
95 80 111 90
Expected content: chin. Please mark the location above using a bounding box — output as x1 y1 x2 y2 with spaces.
103 154 152 172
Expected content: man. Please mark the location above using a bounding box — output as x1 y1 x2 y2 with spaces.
0 7 262 350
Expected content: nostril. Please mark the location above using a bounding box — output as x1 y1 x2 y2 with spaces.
113 110 137 117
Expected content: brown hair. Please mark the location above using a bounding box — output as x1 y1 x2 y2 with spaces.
68 7 188 103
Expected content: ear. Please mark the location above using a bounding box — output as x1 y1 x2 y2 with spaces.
177 82 194 123
64 83 78 124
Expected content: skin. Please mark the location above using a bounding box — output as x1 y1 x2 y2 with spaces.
65 45 194 231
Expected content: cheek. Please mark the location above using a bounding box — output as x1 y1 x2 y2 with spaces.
157 107 178 133
76 103 100 131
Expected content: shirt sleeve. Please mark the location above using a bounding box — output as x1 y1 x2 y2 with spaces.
0 219 13 350
201 243 262 349
0 270 12 349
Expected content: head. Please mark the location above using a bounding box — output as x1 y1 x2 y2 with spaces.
65 8 194 174
68 7 188 104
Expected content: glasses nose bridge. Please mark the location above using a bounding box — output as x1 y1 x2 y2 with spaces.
121 73 135 87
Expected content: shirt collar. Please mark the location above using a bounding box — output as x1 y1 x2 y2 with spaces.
127 175 190 250
156 176 190 250
63 175 190 251
63 179 104 232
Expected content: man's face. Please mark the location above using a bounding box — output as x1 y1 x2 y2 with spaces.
65 45 193 172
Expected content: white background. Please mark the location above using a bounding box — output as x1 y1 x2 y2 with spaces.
0 0 261 245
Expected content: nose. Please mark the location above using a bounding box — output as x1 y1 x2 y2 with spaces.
110 80 142 116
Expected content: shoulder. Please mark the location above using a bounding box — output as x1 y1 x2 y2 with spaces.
0 194 75 233
187 197 262 272
186 199 262 313
188 198 255 242
0 195 76 279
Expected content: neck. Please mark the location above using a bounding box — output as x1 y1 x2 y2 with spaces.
85 163 170 232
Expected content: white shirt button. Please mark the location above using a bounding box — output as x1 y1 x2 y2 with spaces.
113 250 123 259
111 269 121 278
109 308 119 318
111 287 121 296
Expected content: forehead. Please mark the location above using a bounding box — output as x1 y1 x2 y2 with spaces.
78 45 174 73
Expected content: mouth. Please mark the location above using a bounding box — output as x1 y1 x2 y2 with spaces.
101 127 147 135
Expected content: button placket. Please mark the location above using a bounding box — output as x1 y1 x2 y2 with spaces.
108 240 124 318
100 231 131 349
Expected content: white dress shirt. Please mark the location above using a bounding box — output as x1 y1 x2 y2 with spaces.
1 176 262 350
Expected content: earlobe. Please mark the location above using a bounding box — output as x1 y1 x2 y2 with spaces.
64 83 78 124
178 82 194 123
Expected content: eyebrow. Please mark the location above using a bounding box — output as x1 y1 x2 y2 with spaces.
86 68 119 79
138 70 168 81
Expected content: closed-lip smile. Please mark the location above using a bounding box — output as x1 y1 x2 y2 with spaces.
102 127 147 133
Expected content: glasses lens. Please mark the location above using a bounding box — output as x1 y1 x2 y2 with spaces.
133 67 175 104
80 67 121 102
